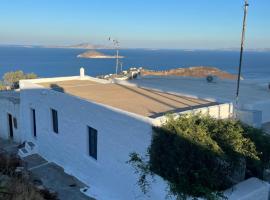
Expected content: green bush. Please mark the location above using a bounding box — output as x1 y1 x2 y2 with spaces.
243 125 270 178
3 70 37 89
129 114 269 200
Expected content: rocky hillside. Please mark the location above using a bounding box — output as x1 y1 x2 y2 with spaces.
141 66 238 80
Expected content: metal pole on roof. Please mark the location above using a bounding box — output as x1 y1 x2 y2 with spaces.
235 0 249 108
116 47 119 74
108 37 120 75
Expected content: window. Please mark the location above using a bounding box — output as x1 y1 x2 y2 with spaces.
13 117 17 129
31 109 36 137
88 126 97 160
51 109 58 134
8 114 13 139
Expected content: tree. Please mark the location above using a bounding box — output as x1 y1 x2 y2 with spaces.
0 81 7 91
3 71 37 89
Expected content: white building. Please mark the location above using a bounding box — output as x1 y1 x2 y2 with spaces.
1 69 268 200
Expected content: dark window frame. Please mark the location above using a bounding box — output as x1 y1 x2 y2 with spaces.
13 117 17 129
51 109 58 134
8 113 13 139
31 109 37 137
88 126 97 160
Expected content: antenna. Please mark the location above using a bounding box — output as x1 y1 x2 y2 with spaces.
235 0 249 110
109 37 120 75
120 61 123 72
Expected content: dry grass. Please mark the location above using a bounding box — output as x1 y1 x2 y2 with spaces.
1 177 59 200
0 154 21 176
0 153 58 200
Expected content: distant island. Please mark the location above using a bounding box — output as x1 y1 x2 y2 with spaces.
77 50 125 59
140 66 238 80
43 43 112 50
0 44 270 52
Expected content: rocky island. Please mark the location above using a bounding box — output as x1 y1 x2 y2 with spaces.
140 66 238 80
77 50 124 59
97 66 239 81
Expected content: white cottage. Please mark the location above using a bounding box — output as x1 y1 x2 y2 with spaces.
1 71 234 200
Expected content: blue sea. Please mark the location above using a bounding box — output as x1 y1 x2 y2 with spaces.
0 47 269 82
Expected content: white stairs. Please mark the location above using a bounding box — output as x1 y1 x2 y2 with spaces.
18 141 37 158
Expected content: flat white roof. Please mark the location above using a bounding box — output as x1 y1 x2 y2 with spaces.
128 76 270 105
38 79 216 118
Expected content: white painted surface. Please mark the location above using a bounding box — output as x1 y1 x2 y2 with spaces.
0 76 267 200
0 91 21 143
80 67 85 79
154 103 233 126
19 80 170 200
236 109 262 128
125 76 270 123
12 75 265 200
224 178 270 200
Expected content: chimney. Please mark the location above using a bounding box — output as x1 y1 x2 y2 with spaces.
80 67 85 79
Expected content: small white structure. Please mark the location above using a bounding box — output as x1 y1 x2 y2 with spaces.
80 67 85 79
0 70 268 200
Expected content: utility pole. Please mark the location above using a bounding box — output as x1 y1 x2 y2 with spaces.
120 61 123 73
236 0 249 108
109 38 120 75
116 47 119 74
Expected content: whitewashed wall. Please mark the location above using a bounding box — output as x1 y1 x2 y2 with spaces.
153 103 233 126
18 77 269 200
19 80 169 200
0 93 20 143
244 101 270 124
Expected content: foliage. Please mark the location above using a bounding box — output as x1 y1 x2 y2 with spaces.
0 81 7 91
2 70 37 89
0 177 59 200
0 154 21 175
242 125 270 178
127 153 154 195
128 114 269 200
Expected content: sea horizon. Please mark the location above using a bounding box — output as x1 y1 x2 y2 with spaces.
0 46 269 83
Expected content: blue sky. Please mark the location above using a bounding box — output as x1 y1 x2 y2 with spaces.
0 0 269 49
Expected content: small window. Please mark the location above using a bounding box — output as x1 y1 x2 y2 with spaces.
51 109 58 134
13 117 17 129
88 126 97 160
31 109 37 137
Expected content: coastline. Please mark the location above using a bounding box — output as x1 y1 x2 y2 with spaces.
77 55 125 59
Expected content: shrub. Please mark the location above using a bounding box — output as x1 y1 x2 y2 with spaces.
242 125 270 178
0 154 59 200
3 71 37 89
0 81 7 91
129 114 268 200
0 154 21 175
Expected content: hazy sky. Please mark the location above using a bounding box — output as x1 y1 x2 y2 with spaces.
0 0 269 49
